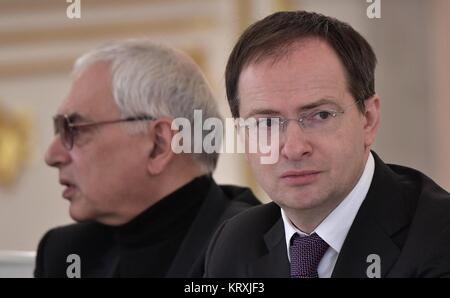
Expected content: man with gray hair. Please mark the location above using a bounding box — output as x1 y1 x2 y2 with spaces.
35 39 259 277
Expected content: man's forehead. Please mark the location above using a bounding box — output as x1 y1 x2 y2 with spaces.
56 97 101 121
237 41 349 116
238 39 346 87
56 62 117 119
239 76 345 98
237 76 350 118
238 74 347 106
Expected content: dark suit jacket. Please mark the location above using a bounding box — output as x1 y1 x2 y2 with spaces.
204 153 450 277
35 178 260 278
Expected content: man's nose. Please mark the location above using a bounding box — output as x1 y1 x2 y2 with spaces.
45 136 71 167
280 121 313 161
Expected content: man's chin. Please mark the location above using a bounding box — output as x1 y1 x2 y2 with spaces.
69 205 95 223
275 188 327 210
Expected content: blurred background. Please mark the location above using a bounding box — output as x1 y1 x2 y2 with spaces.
0 0 449 255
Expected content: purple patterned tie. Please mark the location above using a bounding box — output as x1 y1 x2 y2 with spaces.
290 233 329 278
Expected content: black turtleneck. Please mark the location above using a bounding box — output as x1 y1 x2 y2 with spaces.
99 175 212 277
34 174 260 278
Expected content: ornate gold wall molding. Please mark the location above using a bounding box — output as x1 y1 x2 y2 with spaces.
0 17 217 46
0 0 200 14
0 104 31 188
0 0 217 78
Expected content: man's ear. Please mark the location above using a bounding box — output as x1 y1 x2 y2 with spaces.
363 95 381 149
147 118 174 175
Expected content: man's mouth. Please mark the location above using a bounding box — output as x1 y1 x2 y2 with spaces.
280 170 321 186
60 179 77 199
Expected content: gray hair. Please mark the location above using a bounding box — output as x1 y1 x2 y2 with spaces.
73 39 221 173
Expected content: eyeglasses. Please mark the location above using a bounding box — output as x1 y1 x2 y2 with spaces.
238 99 362 140
53 114 156 150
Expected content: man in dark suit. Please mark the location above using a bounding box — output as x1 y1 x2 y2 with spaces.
35 39 259 278
204 11 450 278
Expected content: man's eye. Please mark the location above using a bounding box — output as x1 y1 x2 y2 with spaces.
313 111 334 120
70 126 80 136
257 118 279 128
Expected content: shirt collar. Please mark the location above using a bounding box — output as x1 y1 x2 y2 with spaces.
282 152 375 257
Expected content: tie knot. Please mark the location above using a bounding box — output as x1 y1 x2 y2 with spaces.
290 233 329 278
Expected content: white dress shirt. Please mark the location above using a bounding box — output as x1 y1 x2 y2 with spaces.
281 152 375 278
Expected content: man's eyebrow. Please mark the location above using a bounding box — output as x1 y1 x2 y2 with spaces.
245 109 281 118
244 98 341 118
298 98 340 111
56 112 90 123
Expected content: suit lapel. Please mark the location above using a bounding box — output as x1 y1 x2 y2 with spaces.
248 205 290 278
331 209 401 277
332 152 410 277
166 180 228 277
